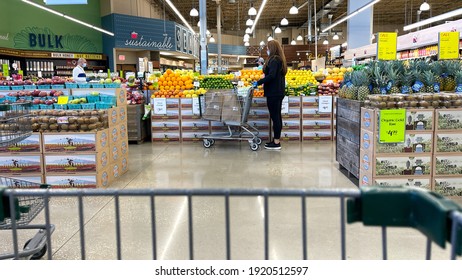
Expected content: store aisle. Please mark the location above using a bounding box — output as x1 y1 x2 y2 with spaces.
0 142 456 260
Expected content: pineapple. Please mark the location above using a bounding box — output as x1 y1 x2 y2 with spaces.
411 70 423 93
443 61 460 91
386 63 401 94
422 70 437 93
431 61 444 88
356 71 370 101
348 71 361 100
401 73 414 94
455 70 462 93
372 63 388 95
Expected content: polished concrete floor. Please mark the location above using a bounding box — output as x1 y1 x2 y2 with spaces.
0 141 460 260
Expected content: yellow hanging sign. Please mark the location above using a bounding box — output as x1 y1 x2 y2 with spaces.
438 31 460 60
377 32 397 61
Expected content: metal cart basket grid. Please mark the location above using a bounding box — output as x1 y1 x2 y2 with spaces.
1 187 461 260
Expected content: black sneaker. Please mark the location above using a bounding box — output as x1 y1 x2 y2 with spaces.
264 141 273 147
264 142 281 150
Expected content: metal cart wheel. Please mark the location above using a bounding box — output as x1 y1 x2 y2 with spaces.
23 239 47 260
209 139 215 145
250 142 259 151
255 137 262 145
203 139 213 148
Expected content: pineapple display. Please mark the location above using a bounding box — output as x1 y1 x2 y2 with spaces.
431 61 444 88
455 70 462 93
356 71 371 101
401 73 414 94
372 63 388 94
386 63 401 94
422 70 437 93
411 70 424 93
346 72 358 100
443 60 459 91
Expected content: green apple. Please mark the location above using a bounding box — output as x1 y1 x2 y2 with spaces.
105 78 112 84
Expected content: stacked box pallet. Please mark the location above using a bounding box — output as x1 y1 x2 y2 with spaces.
336 98 363 179
0 133 44 183
278 96 301 142
248 97 270 141
42 130 111 188
181 98 210 142
108 104 129 183
433 109 462 197
333 96 337 140
301 96 333 142
127 104 147 144
359 108 434 190
151 98 181 142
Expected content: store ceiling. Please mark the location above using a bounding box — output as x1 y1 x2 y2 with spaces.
151 0 462 39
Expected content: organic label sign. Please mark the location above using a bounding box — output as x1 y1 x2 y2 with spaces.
153 98 167 115
377 32 397 60
57 96 69 105
192 97 200 115
281 96 289 114
379 109 406 143
438 31 460 60
318 95 332 113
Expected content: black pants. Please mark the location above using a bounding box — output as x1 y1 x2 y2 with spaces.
266 95 284 140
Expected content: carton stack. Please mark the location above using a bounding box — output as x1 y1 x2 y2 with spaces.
151 98 181 142
247 97 270 141
301 96 333 142
433 109 462 196
0 133 44 184
108 102 129 183
359 108 434 190
180 98 210 142
279 96 301 142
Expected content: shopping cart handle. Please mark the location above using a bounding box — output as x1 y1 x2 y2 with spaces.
347 186 462 255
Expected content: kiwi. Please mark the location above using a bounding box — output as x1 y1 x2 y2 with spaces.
451 94 459 101
40 123 49 130
41 116 50 123
31 123 40 131
68 117 77 124
386 101 396 109
443 101 452 108
88 124 97 130
364 100 371 107
419 101 429 108
78 111 85 116
91 111 99 116
68 124 78 131
49 117 57 124
84 111 92 116
60 124 69 130
377 102 386 109
84 118 91 124
89 116 99 124
415 95 424 101
431 101 440 108
80 124 88 131
453 100 462 107
77 118 85 124
396 101 405 108
432 95 440 101
423 95 433 102
405 95 415 101
49 124 58 130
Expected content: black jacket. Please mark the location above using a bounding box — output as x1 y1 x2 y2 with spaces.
256 56 285 97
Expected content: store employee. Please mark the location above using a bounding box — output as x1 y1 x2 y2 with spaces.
72 58 89 83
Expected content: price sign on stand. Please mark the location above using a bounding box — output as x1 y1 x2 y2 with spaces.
57 96 69 105
318 95 332 113
438 31 460 60
2 64 9 77
281 96 289 114
377 32 397 60
152 98 167 115
379 109 406 143
237 81 244 87
192 97 200 115
193 81 200 88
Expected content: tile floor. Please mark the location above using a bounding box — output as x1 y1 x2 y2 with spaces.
1 141 460 260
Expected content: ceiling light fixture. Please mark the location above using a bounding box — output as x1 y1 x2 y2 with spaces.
243 36 249 42
248 3 257 16
244 33 250 40
245 27 252 34
281 17 289 26
289 2 298 14
22 0 114 36
197 20 201 27
163 0 196 33
404 8 462 31
291 39 296 45
420 0 430 11
333 34 339 40
250 0 268 33
275 26 282 33
189 7 199 17
322 0 381 33
246 18 254 26
297 34 303 41
209 36 215 43
260 41 265 46
323 39 329 45
268 36 273 41
244 41 250 46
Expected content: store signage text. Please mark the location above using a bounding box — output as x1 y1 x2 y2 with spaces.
0 33 9 41
124 35 173 50
29 33 63 49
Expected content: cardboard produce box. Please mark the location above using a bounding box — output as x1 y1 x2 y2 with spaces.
359 168 373 187
283 108 301 119
251 97 267 108
372 177 432 190
247 120 270 130
119 156 129 175
282 119 301 130
0 154 42 175
302 119 332 130
436 108 462 131
278 130 301 141
180 120 210 131
375 155 432 176
116 88 127 107
360 108 377 132
375 132 433 154
302 96 319 107
118 106 127 124
302 108 331 119
107 107 119 128
288 96 301 108
109 144 121 163
108 126 121 146
434 177 462 197
109 161 123 182
44 151 109 174
360 129 374 154
302 130 332 141
151 132 180 142
120 139 129 157
0 133 41 153
46 171 110 188
42 130 109 153
435 132 462 153
152 120 180 131
210 121 228 132
434 155 462 176
119 123 128 141
248 108 270 119
8 175 44 185
180 108 201 120
181 132 206 142
405 109 434 131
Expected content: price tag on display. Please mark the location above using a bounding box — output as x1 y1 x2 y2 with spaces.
438 31 460 60
379 109 406 143
57 96 69 105
153 98 167 115
2 64 8 77
237 81 244 87
281 96 289 114
194 81 200 88
377 32 397 60
37 71 42 78
57 117 69 124
192 97 200 115
318 95 332 113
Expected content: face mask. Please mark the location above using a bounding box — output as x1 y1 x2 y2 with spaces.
82 63 87 68
266 50 270 56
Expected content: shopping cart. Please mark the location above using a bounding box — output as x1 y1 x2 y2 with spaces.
1 186 461 260
0 101 55 260
199 87 261 151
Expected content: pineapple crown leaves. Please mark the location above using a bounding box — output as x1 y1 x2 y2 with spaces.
431 61 444 76
401 73 414 87
455 70 462 85
422 70 436 86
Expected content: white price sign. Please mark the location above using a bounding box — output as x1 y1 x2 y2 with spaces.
192 97 200 115
152 98 167 115
237 81 244 87
281 96 289 114
193 81 200 88
318 95 333 113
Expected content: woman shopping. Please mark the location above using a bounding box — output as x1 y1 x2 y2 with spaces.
254 40 287 150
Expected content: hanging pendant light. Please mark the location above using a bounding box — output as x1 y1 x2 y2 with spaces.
275 26 282 33
323 39 329 45
190 7 199 17
248 3 257 16
197 20 201 27
296 34 303 41
206 30 211 36
281 17 289 26
244 33 250 40
244 41 250 46
420 0 430 11
245 27 252 34
289 2 298 15
268 36 273 41
332 34 339 40
209 36 215 43
290 38 296 45
246 18 254 26
243 36 249 42
260 41 265 46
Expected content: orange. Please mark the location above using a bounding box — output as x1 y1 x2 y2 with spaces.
166 69 173 75
180 86 185 90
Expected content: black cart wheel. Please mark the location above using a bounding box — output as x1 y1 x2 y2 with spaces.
255 137 262 145
250 142 259 151
203 139 212 148
24 239 47 260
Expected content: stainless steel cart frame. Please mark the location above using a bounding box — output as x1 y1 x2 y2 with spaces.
1 187 461 260
199 88 261 151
